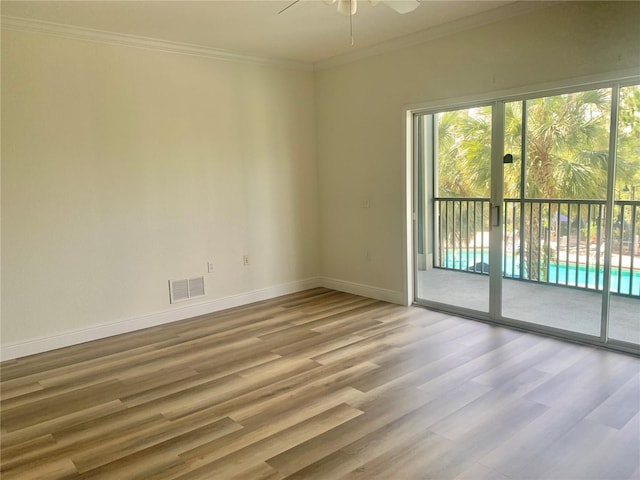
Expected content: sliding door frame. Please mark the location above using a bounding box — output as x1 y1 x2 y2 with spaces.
412 100 497 320
405 70 640 355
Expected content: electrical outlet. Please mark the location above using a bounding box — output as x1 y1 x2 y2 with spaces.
207 261 215 273
243 255 250 266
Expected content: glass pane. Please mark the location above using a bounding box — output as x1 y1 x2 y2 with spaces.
503 90 611 337
415 107 491 313
609 84 640 345
504 101 523 199
437 106 492 198
525 90 611 200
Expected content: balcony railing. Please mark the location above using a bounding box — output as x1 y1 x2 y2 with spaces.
433 197 640 298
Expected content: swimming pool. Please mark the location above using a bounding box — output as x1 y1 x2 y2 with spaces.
443 250 640 297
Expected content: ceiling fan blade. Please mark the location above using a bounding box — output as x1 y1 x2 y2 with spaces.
381 0 420 14
278 0 301 14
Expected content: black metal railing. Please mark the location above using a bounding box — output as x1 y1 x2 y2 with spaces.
433 197 640 297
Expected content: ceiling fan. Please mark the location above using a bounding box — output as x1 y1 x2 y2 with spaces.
279 0 421 45
279 0 421 15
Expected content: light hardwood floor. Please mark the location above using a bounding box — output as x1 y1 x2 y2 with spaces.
1 288 639 479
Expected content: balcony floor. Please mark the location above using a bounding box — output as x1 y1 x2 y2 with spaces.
417 269 639 346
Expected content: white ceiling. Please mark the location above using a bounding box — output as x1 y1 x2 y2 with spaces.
1 0 532 65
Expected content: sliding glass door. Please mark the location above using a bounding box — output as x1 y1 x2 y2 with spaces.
415 104 493 316
500 90 611 338
609 84 640 346
413 80 639 353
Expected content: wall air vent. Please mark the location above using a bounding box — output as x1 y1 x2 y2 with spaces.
188 276 205 297
169 276 205 304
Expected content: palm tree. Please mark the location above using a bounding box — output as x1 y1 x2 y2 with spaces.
437 106 492 198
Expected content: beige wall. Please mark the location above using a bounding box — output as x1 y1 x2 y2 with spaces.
1 30 319 345
316 1 640 298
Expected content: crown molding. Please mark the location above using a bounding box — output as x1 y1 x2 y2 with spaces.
0 15 314 71
314 1 555 71
1 2 554 73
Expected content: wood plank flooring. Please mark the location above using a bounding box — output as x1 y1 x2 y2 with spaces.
1 288 639 479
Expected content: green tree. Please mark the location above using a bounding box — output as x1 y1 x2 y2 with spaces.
617 85 640 198
436 85 640 281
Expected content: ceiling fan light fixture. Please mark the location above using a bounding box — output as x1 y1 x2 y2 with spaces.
382 0 420 14
337 0 357 17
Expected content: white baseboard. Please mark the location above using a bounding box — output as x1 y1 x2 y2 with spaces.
0 277 322 361
1 276 406 361
320 277 406 305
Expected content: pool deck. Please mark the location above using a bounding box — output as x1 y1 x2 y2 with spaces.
417 268 639 346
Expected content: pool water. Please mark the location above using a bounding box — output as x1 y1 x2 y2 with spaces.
444 250 640 296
